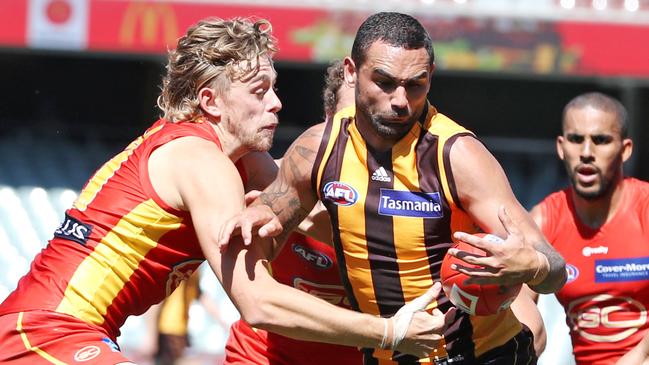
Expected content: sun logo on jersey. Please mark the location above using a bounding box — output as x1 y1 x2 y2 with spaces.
165 259 202 296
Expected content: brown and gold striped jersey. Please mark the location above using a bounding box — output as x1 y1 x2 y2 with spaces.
313 104 522 364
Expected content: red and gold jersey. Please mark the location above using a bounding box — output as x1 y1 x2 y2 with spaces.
538 177 649 365
224 232 363 365
312 104 522 364
0 119 229 340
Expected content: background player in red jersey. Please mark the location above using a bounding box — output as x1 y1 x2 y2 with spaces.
0 17 454 364
224 60 364 365
524 92 649 365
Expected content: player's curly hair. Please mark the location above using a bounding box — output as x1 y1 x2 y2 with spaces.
322 60 345 118
158 17 277 122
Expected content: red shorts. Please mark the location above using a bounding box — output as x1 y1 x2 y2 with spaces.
0 311 133 364
224 320 363 365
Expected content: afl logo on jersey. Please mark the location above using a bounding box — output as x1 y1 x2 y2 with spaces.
292 244 333 269
323 181 358 206
566 263 579 283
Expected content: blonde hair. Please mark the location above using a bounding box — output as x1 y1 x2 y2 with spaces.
158 17 277 122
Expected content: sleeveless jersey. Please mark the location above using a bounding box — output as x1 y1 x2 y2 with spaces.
158 271 201 336
312 104 522 364
538 177 649 365
224 231 363 365
0 119 236 340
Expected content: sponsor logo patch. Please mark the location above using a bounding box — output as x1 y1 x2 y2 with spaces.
323 181 358 206
54 213 93 245
595 257 649 282
566 263 580 283
582 245 609 257
567 294 647 342
74 345 101 362
378 189 443 218
292 244 333 269
371 166 391 182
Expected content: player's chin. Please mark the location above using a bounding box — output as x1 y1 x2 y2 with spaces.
247 135 273 152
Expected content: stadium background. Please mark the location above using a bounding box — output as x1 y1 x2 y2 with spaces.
1 0 648 363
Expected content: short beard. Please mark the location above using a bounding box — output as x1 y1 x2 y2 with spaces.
242 130 274 152
568 163 620 201
369 115 416 140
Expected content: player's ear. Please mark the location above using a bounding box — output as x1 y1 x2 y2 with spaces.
343 57 356 88
621 138 633 162
556 135 565 161
198 86 222 119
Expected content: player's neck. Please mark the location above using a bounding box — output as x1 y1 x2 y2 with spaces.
572 178 626 229
211 122 248 162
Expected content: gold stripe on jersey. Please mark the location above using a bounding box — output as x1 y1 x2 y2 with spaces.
315 105 354 200
56 199 182 325
429 112 467 208
74 124 164 211
337 126 379 315
471 310 522 357
429 112 480 237
17 312 68 365
390 121 437 305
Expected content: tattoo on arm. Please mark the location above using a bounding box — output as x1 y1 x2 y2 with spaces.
259 134 319 244
528 242 567 294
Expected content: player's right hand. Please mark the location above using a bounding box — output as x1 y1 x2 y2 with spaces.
218 204 283 251
391 282 456 358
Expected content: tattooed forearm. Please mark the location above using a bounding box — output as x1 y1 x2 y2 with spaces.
528 241 567 294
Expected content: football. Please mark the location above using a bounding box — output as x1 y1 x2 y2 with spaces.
440 233 522 316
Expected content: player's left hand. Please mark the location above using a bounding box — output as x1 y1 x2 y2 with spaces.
218 204 283 251
447 205 541 286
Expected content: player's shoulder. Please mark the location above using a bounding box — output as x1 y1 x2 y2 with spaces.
295 121 327 148
626 177 649 196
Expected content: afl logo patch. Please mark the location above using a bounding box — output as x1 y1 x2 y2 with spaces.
323 181 358 206
292 244 333 269
566 263 579 283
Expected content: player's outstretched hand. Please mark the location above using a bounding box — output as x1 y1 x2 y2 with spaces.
447 205 543 286
218 204 283 251
389 282 456 358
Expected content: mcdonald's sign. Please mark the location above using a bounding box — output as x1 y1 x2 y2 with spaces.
119 2 178 49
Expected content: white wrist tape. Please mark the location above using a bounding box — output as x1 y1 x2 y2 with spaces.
379 318 390 350
391 285 438 350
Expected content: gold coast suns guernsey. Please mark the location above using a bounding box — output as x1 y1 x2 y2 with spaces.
313 104 522 364
0 119 239 340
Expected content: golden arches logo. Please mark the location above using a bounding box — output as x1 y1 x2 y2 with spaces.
119 2 178 47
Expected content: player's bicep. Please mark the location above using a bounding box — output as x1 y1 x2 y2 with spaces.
240 151 278 192
260 123 323 235
450 137 524 234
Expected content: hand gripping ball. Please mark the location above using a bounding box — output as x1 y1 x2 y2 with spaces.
440 233 522 316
